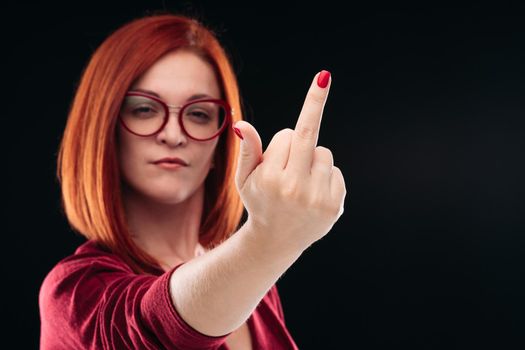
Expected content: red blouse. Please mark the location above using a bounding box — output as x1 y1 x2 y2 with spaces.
39 240 299 349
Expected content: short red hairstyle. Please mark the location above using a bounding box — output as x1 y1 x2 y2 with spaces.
57 14 244 274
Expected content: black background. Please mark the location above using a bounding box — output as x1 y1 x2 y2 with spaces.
5 1 525 348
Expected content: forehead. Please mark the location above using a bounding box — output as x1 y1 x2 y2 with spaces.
130 49 221 101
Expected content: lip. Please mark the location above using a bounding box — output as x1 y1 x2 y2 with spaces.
152 157 188 166
155 162 185 170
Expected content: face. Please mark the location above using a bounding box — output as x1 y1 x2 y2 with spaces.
117 49 221 205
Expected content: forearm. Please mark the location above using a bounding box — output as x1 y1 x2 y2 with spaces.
168 221 303 336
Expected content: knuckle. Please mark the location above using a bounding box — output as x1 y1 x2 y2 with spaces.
332 166 343 178
313 147 334 171
314 196 340 218
271 128 293 141
260 167 279 189
295 125 317 140
315 145 332 154
332 166 347 190
314 146 333 159
320 202 341 220
330 202 344 217
280 177 302 198
279 128 294 136
309 194 324 209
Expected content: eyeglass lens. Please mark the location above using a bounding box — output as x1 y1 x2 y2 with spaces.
120 95 226 139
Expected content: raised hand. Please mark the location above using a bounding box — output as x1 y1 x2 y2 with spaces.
233 71 347 252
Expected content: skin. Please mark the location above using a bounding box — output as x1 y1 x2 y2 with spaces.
116 49 347 348
117 49 253 348
168 70 346 344
117 49 219 270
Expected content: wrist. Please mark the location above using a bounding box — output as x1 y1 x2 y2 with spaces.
239 218 305 264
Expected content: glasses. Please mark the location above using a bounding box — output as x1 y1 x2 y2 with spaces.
118 91 233 141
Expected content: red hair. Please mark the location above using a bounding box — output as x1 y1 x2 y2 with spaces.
57 14 244 274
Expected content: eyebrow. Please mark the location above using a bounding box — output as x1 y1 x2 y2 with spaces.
129 88 216 101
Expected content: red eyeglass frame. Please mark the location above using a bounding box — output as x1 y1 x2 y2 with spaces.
118 91 233 141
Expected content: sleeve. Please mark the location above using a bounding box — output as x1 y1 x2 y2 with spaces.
39 256 231 350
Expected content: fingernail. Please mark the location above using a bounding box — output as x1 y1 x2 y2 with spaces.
317 70 331 88
232 125 244 140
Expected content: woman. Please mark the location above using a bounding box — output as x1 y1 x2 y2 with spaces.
39 13 346 350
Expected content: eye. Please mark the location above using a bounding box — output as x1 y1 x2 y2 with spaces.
121 95 163 118
129 104 161 119
184 108 214 124
188 110 211 120
133 106 155 114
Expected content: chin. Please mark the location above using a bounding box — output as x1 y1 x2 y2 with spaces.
123 181 187 204
150 189 191 205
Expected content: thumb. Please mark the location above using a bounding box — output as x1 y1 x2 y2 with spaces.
233 120 263 190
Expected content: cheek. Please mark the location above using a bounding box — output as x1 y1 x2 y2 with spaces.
199 141 219 169
116 129 143 182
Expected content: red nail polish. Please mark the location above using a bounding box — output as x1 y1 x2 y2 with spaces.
317 70 331 88
232 126 244 140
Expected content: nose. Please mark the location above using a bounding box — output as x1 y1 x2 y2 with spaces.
156 110 187 146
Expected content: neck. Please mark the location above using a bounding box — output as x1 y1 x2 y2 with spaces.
122 183 207 271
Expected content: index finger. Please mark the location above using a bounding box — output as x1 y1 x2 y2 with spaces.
287 70 331 174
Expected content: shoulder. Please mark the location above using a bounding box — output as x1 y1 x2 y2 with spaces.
42 240 131 279
39 240 144 347
39 240 133 306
